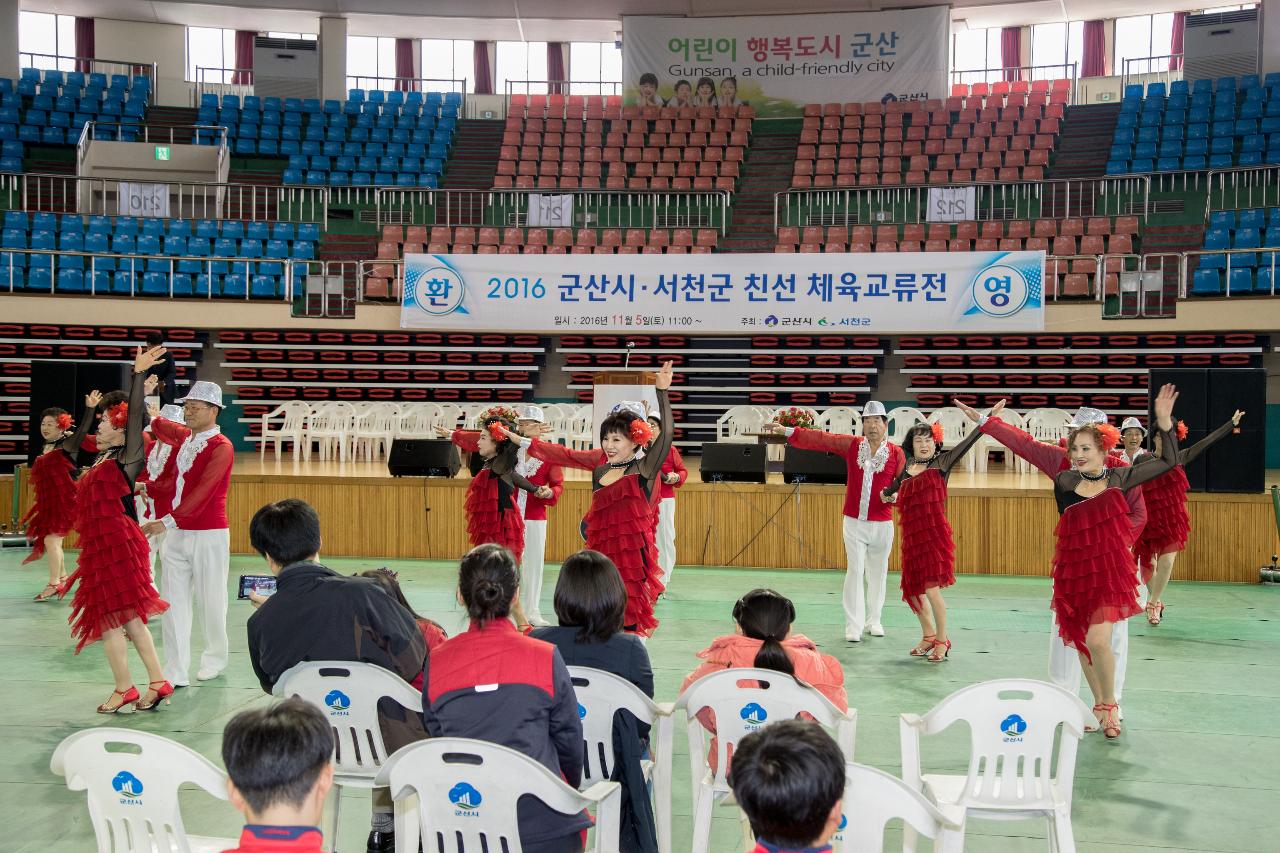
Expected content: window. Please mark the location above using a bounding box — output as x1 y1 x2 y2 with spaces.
568 42 623 94
347 35 400 89
496 41 549 95
950 26 1006 83
19 11 76 70
421 39 474 92
187 27 237 83
1114 13 1177 76
1030 21 1084 78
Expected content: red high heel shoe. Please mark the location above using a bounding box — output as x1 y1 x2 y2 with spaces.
909 634 936 657
97 686 140 714
1098 703 1122 739
927 638 951 662
1087 704 1104 733
135 680 174 711
1146 600 1164 625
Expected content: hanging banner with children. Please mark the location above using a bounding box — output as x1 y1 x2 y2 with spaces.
621 10 950 117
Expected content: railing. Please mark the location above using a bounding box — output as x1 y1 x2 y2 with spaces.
374 187 733 232
75 123 231 192
292 259 360 318
347 75 467 97
19 52 158 102
1121 55 1184 95
949 62 1078 102
193 67 254 106
1179 247 1279 298
503 80 622 113
773 177 1151 230
1204 166 1280 218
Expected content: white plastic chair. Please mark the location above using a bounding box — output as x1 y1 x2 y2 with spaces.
974 408 1029 474
832 762 966 853
374 737 621 853
816 406 861 436
568 406 594 450
716 405 765 443
304 401 356 463
674 667 857 853
273 661 425 850
351 402 399 462
885 405 928 443
50 728 238 853
1025 408 1074 450
568 666 675 853
259 400 311 460
395 402 437 440
900 678 1093 853
436 402 465 431
926 407 977 471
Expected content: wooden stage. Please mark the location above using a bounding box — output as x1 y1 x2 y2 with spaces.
6 453 1278 582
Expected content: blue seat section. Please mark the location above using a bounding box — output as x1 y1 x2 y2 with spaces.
1194 206 1280 295
0 70 152 166
2 212 318 298
1106 77 1280 175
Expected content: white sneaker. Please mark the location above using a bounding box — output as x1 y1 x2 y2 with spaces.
528 616 551 628
196 668 222 682
845 631 863 642
869 624 886 637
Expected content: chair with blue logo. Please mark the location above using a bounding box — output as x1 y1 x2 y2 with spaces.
375 737 622 853
50 728 238 852
273 660 425 850
568 666 675 853
831 762 965 853
899 678 1092 853
674 667 857 853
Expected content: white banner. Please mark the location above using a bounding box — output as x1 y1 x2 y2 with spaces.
621 10 949 118
400 251 1046 334
526 193 574 228
118 181 170 218
927 187 978 223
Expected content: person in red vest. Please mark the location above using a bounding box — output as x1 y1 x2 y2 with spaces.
137 402 183 580
646 413 687 589
141 380 234 687
514 405 564 626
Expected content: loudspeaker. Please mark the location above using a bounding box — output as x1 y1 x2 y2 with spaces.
700 442 768 483
782 445 848 484
1147 368 1264 493
28 360 132 464
387 439 460 477
1148 369 1208 431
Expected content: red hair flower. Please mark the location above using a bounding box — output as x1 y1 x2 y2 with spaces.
930 421 944 444
1176 420 1188 441
106 402 129 430
629 418 654 445
55 412 73 431
486 420 509 442
1096 423 1121 453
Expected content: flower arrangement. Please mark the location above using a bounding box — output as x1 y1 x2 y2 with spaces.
773 407 815 430
478 405 520 426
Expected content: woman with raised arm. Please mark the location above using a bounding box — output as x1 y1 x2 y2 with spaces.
61 346 173 714
957 385 1180 739
880 403 995 662
1135 409 1244 625
499 362 674 637
24 403 97 601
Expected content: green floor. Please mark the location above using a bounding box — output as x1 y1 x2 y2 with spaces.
5 547 1278 852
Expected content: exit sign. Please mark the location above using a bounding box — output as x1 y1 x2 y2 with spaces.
154 146 170 161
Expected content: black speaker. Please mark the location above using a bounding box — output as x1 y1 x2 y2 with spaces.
387 439 460 477
28 360 132 464
782 445 848 484
1148 369 1208 431
700 442 768 483
1148 368 1265 493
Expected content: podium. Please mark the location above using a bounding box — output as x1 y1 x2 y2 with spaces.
591 371 658 439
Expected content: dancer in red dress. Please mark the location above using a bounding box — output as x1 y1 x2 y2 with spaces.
880 404 992 662
1131 410 1243 625
960 385 1179 739
24 406 93 601
441 407 548 566
501 362 674 637
62 346 174 714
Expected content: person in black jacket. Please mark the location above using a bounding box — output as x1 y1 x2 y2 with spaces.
423 543 588 853
245 498 426 853
532 550 657 853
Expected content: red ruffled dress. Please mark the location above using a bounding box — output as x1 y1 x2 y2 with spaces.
64 456 169 652
21 448 78 564
583 474 664 635
463 467 527 564
895 469 957 607
1133 466 1190 579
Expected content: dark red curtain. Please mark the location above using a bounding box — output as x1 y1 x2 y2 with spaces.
548 43 566 94
395 38 415 90
1000 27 1022 81
474 41 493 94
1081 20 1106 78
232 31 255 84
1171 12 1187 70
74 18 94 74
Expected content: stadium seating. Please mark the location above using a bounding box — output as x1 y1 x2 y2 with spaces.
1107 74 1280 175
495 96 752 191
792 81 1069 188
0 69 152 156
1191 206 1280 295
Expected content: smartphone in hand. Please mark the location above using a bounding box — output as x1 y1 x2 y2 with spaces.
238 574 277 600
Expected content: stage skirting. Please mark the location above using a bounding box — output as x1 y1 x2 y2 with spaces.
7 470 1274 583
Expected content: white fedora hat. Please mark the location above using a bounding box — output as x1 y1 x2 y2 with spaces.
1120 416 1146 434
862 400 887 418
178 381 224 409
516 404 546 423
1071 406 1107 427
159 404 184 421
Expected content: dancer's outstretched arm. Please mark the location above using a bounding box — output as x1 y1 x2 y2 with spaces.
956 399 1062 477
637 362 675 482
1179 412 1243 466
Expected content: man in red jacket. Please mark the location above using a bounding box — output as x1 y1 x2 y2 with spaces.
515 405 564 627
647 413 687 588
137 403 182 581
141 381 234 686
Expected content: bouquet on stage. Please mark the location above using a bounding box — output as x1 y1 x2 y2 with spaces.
774 408 815 430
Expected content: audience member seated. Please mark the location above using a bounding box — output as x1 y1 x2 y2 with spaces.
220 697 334 853
360 567 448 691
531 549 657 853
244 499 426 853
729 720 846 853
422 543 590 853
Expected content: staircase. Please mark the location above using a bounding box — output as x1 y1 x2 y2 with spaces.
440 120 504 193
720 119 800 252
144 106 201 143
1122 222 1204 316
1047 104 1121 181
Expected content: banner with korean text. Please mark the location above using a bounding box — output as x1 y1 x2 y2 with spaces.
400 251 1045 334
620 10 949 118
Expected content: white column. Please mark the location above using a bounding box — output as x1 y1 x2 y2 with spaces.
0 0 19 80
318 16 347 102
1262 0 1280 78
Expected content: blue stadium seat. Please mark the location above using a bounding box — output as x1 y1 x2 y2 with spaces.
1226 267 1254 293
213 238 238 257
297 223 320 242
222 273 248 298
141 271 169 295
111 235 135 254
164 236 186 256
59 233 83 252
1191 268 1221 294
84 233 109 254
1238 209 1266 231
111 270 135 294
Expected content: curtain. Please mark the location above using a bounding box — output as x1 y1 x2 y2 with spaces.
74 18 94 74
232 31 255 84
1081 20 1106 78
548 43 566 94
1171 12 1187 71
395 38 415 91
474 41 493 94
1000 27 1022 81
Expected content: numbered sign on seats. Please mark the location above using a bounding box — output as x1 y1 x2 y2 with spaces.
527 194 574 228
926 187 976 223
119 182 170 218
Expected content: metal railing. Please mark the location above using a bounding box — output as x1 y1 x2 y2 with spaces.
374 187 732 232
1121 55 1185 94
20 52 158 102
949 63 1078 102
75 123 231 196
193 67 254 105
773 177 1150 230
347 75 467 98
1204 166 1280 219
503 80 622 113
292 259 360 318
1179 247 1279 298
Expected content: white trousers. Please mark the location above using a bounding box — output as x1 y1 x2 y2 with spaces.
841 516 894 637
656 498 677 587
161 527 230 683
521 519 548 625
1048 575 1147 704
134 495 165 582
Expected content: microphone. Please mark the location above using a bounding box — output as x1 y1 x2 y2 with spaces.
625 341 636 370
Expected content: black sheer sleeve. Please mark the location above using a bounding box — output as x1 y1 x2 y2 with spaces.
936 424 985 477
1179 417 1236 466
60 400 97 457
881 465 911 499
636 388 673 483
118 370 148 482
1112 425 1179 492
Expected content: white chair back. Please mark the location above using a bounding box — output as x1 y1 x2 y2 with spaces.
1025 408 1074 445
374 737 622 853
884 405 927 442
397 402 437 439
832 762 966 853
437 403 465 430
50 728 236 853
816 406 861 435
926 406 972 446
716 405 765 442
973 408 1029 473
